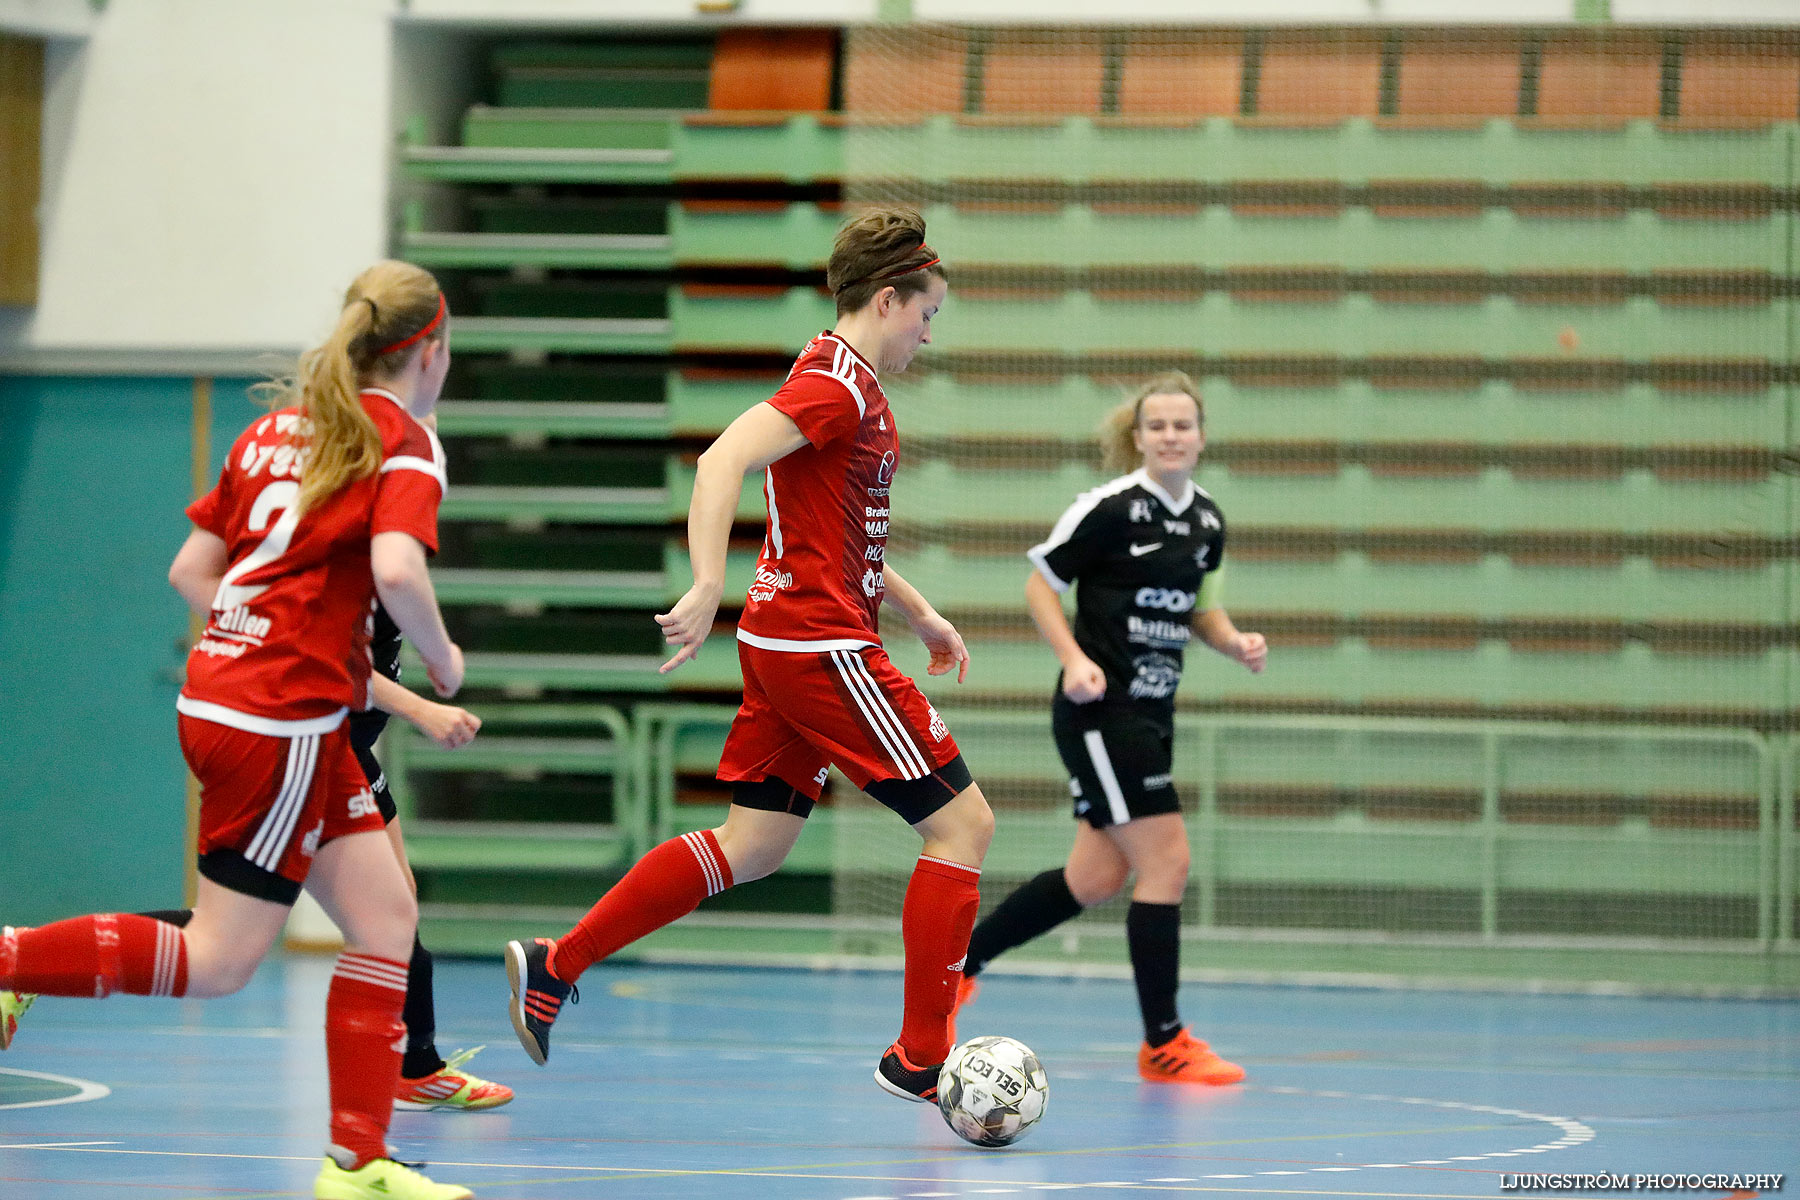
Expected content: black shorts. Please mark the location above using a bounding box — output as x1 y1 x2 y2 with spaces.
1051 694 1178 829
731 753 974 827
352 739 399 825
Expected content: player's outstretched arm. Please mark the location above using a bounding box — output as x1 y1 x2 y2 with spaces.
370 672 480 749
168 529 229 616
1025 568 1106 702
372 531 463 696
1194 607 1266 674
881 564 969 682
658 403 808 673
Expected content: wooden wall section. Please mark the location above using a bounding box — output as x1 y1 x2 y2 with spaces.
0 33 43 307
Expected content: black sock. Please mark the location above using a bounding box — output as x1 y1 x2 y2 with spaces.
965 868 1085 978
138 909 193 927
1127 900 1183 1047
400 933 445 1080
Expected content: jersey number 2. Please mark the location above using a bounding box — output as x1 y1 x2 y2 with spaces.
212 481 300 611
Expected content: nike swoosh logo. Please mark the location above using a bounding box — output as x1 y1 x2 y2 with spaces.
1129 543 1162 556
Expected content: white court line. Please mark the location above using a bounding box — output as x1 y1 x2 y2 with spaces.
5 1083 1599 1197
0 1141 118 1149
0 1068 112 1111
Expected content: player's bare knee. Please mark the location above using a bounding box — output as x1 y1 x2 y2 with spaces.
183 943 259 997
960 814 995 863
713 821 790 884
1133 848 1189 901
953 785 995 858
336 892 418 962
1067 862 1127 907
718 835 786 883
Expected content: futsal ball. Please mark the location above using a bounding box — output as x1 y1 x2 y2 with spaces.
936 1035 1048 1148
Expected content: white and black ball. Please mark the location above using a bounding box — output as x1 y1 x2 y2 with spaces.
936 1035 1048 1148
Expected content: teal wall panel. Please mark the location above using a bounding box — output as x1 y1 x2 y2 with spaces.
0 374 262 924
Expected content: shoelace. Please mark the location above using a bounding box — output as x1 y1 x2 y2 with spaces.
438 1045 485 1074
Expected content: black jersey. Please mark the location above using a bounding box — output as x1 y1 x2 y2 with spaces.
1027 469 1225 729
346 601 403 753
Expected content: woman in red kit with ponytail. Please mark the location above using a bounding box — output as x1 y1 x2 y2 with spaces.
0 261 473 1200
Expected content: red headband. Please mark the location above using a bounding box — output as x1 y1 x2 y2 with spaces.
373 293 446 357
873 246 940 282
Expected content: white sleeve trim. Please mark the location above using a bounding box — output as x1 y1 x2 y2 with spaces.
380 454 447 492
1026 546 1072 594
1026 474 1139 594
796 339 867 420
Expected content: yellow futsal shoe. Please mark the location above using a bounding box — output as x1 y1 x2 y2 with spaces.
0 991 34 1051
395 1046 515 1111
314 1150 473 1199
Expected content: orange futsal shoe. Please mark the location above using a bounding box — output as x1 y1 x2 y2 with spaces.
946 975 980 1046
1138 1028 1246 1085
395 1046 515 1111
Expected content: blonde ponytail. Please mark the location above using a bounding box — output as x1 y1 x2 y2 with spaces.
255 260 445 515
1099 369 1204 474
293 302 385 515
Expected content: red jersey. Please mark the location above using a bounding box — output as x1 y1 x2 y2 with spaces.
736 332 896 652
177 387 445 735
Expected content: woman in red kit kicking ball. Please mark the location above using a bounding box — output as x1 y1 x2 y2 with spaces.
0 261 473 1200
505 207 993 1105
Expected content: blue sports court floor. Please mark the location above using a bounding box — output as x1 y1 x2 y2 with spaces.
1 957 1794 1198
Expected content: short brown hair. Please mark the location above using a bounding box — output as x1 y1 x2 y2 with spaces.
827 205 946 315
1099 370 1204 474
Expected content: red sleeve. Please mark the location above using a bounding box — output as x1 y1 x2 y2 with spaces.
185 469 229 538
372 469 441 554
370 417 444 554
766 370 863 448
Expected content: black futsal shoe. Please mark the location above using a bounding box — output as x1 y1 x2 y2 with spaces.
875 1041 943 1103
504 937 577 1066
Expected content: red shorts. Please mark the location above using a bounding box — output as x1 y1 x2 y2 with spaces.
718 641 962 800
178 714 384 905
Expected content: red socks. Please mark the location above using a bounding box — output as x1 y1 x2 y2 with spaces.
1 921 404 1171
551 830 733 983
898 854 982 1066
0 916 187 998
325 953 408 1169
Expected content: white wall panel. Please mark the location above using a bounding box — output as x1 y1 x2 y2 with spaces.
19 0 393 353
0 0 93 39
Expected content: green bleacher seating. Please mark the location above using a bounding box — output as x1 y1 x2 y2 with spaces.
394 29 1799 958
402 197 1787 277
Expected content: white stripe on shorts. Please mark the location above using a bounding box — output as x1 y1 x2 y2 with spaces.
1082 729 1132 827
263 733 319 871
246 734 319 871
831 649 929 780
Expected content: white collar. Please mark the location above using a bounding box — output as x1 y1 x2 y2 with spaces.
1132 468 1195 514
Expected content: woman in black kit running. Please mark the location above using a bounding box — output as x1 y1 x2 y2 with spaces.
951 370 1266 1085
